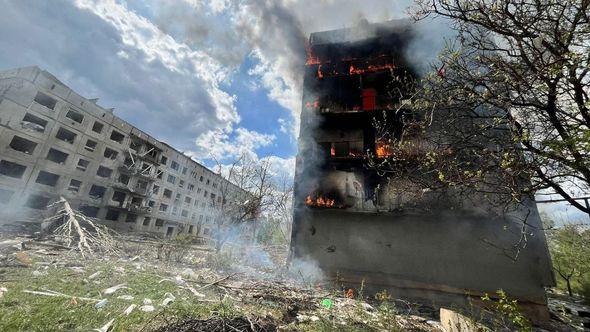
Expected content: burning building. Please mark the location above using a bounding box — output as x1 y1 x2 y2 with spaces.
290 20 554 319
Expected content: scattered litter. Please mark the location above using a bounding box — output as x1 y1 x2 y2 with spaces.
103 283 128 295
123 304 137 315
114 266 125 273
187 286 206 298
69 266 85 274
297 314 320 322
23 289 99 302
15 251 32 266
321 298 333 309
129 256 140 261
140 305 155 312
95 298 108 309
94 318 114 332
143 298 152 305
89 271 102 279
32 270 47 277
0 287 7 298
361 302 374 311
117 295 134 301
161 293 176 306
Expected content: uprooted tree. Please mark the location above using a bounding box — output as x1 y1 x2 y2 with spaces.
43 197 119 257
368 0 589 215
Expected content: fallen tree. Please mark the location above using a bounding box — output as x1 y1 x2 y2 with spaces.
43 197 119 258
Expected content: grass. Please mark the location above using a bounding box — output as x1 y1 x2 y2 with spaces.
0 260 232 331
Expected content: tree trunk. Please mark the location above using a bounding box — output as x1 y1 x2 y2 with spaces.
566 278 573 296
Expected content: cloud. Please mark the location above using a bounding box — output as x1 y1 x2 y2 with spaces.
193 127 276 161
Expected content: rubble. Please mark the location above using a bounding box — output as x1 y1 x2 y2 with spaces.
0 231 580 331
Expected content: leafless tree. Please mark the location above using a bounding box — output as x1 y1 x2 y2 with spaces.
368 0 589 218
211 155 279 252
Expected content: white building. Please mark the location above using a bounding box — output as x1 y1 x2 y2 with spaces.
0 66 245 237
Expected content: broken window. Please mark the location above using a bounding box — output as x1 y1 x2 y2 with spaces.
21 113 47 132
112 191 126 206
197 188 202 194
65 109 84 123
103 147 118 160
105 209 120 221
199 215 203 222
125 213 137 223
68 179 82 193
56 127 76 144
163 189 172 199
159 203 168 212
110 130 124 144
155 219 164 227
137 180 148 190
80 205 99 218
118 174 130 185
0 188 14 204
152 185 160 195
160 156 168 165
210 193 216 200
167 174 176 184
189 225 194 233
185 196 192 204
179 180 184 188
92 121 104 133
84 139 97 152
206 179 210 185
199 176 203 182
182 167 187 175
172 206 178 215
25 194 51 210
188 183 195 191
171 161 179 171
96 166 113 178
46 148 69 164
35 171 59 187
148 200 155 207
181 209 188 217
89 185 106 199
204 228 210 235
166 227 174 236
34 91 57 110
9 136 37 155
76 158 89 171
143 217 151 226
204 190 208 198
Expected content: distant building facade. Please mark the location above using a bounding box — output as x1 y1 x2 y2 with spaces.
0 66 244 237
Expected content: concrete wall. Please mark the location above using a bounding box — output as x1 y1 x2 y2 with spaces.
291 201 554 305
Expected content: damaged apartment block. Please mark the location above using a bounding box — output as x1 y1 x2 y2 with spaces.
0 66 246 238
290 20 555 321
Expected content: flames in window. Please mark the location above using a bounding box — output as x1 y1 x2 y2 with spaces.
306 195 336 208
375 139 392 158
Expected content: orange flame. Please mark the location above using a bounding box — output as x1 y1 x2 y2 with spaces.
375 139 392 158
306 195 335 207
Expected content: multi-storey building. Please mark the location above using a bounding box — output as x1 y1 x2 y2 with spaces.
0 66 245 237
291 20 554 320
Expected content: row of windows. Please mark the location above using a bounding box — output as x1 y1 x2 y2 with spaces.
0 158 114 183
8 135 119 163
33 91 226 198
33 92 126 144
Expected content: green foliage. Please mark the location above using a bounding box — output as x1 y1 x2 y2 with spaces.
481 290 532 332
548 225 590 296
255 219 286 245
